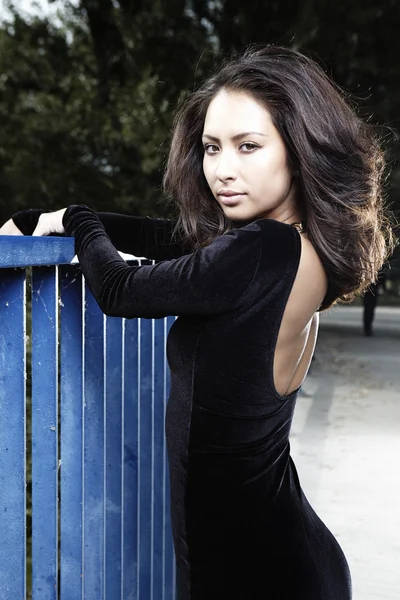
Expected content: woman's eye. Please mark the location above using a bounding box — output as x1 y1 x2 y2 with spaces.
204 144 219 154
240 142 259 152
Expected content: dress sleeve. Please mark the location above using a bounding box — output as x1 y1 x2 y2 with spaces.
12 208 185 260
85 212 184 259
63 204 263 319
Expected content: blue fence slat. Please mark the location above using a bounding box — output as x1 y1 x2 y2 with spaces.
83 285 106 599
138 318 154 599
31 267 59 600
105 316 123 599
164 316 176 600
122 317 140 599
60 265 84 600
153 319 167 600
0 269 26 600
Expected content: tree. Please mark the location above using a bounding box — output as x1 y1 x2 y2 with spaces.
0 0 399 232
0 0 212 221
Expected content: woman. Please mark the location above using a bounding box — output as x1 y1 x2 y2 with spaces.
1 45 395 599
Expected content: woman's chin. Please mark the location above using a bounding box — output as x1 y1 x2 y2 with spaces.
222 207 263 223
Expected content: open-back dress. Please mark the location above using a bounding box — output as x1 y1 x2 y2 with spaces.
13 207 352 600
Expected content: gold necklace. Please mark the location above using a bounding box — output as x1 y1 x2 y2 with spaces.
291 221 306 234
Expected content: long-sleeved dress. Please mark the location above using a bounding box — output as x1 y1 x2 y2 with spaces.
13 207 352 600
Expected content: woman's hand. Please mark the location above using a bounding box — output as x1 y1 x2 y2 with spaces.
32 208 67 236
0 219 23 235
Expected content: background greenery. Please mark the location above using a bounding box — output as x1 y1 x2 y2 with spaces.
0 0 399 274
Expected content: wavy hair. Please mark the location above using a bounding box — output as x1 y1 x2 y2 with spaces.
163 45 396 309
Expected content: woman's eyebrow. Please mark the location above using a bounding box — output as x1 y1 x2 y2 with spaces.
202 131 267 142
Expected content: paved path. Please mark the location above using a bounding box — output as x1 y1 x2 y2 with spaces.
290 306 400 599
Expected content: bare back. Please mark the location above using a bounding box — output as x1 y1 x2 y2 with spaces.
273 233 328 397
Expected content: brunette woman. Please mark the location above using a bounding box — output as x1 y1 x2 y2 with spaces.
1 45 394 599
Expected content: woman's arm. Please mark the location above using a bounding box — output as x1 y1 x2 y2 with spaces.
11 208 186 260
93 212 184 260
62 205 264 319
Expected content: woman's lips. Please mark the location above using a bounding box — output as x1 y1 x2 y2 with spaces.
218 194 244 206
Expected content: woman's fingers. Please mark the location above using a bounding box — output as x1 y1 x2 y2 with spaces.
32 209 67 236
0 209 67 237
0 219 24 235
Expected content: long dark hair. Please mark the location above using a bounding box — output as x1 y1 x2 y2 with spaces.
163 45 396 308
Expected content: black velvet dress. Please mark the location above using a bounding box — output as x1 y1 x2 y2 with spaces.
13 207 352 600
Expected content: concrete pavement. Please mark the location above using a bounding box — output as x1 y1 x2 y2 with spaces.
290 306 400 600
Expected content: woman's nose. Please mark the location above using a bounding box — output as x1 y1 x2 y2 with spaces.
215 151 237 182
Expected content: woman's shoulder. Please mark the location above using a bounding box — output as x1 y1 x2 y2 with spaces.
219 219 302 279
239 217 301 240
245 218 328 310
231 217 299 241
212 217 308 271
216 219 303 294
241 217 301 260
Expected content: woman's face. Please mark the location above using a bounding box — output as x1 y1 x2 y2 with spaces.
202 89 298 222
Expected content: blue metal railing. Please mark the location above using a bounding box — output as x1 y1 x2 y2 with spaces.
0 237 176 600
